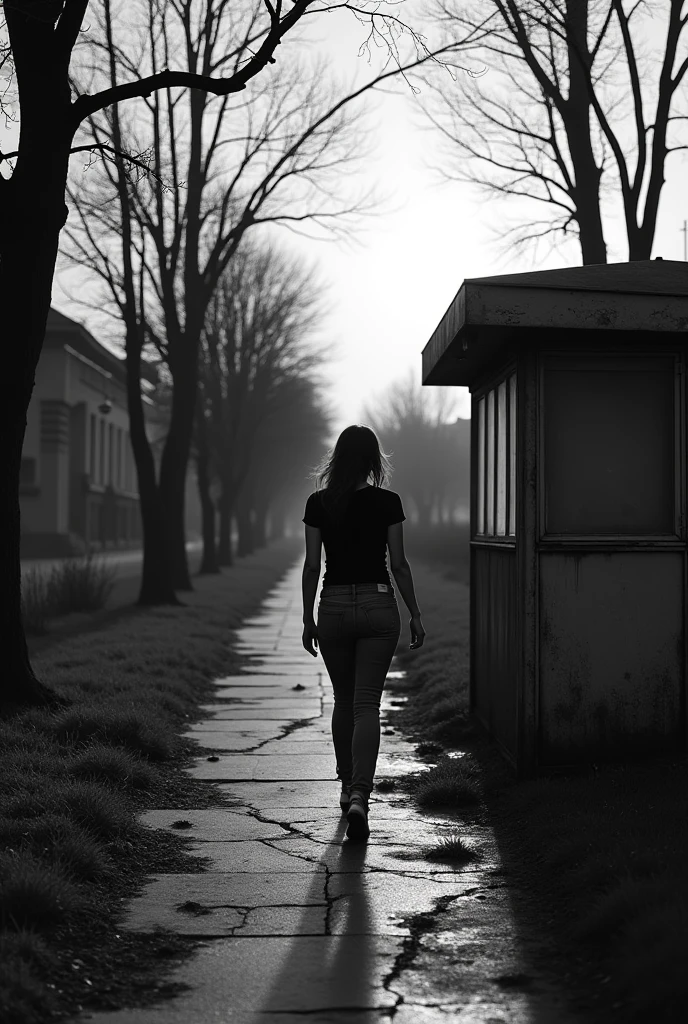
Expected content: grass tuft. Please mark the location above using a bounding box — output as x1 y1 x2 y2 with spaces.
53 706 173 761
424 834 480 864
21 555 116 635
412 755 482 808
0 854 80 931
69 743 156 791
60 781 130 839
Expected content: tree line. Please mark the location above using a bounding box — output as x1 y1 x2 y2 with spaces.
2 0 685 710
1 0 458 709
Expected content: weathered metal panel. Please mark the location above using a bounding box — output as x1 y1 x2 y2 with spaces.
517 346 539 776
539 551 684 765
473 545 518 761
542 354 676 536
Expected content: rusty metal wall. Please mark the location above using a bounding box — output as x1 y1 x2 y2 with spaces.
473 545 518 761
538 551 685 765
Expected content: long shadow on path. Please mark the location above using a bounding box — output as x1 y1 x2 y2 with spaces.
257 821 397 1023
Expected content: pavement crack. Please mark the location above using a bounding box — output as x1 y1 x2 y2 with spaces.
382 890 466 1010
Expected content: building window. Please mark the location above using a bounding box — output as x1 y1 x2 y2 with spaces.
124 432 133 492
98 417 105 485
116 428 122 489
543 354 674 535
476 371 517 538
89 414 96 479
108 423 114 485
20 457 36 486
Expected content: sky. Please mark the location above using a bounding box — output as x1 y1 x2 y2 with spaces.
35 2 688 438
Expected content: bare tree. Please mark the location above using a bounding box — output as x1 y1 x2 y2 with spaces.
362 369 468 528
199 238 329 566
235 374 333 556
422 0 688 263
61 0 372 598
0 0 473 709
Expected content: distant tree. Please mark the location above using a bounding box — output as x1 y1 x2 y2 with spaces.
362 370 469 528
61 0 380 599
422 0 688 263
235 374 333 557
0 0 458 709
198 239 328 567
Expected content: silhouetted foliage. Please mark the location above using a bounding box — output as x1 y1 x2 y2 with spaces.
362 370 470 529
0 0 453 707
196 238 333 566
422 0 688 263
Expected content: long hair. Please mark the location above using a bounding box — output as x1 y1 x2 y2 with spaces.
313 425 392 524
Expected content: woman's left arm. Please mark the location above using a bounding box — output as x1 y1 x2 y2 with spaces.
302 524 322 627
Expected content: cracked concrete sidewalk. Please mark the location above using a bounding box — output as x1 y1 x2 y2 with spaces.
79 561 583 1024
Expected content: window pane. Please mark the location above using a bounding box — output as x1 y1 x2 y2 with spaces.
476 398 485 534
108 424 114 485
486 389 495 536
89 414 96 479
496 380 507 535
98 419 105 484
544 356 675 535
509 373 517 536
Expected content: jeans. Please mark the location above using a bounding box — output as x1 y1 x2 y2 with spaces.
317 582 401 802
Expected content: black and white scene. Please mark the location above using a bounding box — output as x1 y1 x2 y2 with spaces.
2 1 688 1022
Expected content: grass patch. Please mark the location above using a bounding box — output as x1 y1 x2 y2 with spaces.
411 755 482 807
0 854 82 930
424 834 479 864
415 741 445 757
54 706 174 761
21 555 116 634
69 743 156 790
2 538 301 1022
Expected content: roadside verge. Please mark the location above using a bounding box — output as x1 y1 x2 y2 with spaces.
0 538 301 1024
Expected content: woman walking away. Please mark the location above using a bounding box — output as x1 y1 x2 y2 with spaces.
301 425 426 841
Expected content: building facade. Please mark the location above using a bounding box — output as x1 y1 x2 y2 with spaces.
20 309 155 558
422 259 688 774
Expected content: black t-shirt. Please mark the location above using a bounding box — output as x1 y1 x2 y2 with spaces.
302 486 406 586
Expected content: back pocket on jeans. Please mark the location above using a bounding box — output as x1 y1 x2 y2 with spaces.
317 607 345 638
363 604 400 635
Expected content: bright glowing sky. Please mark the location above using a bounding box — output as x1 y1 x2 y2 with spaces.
39 3 688 438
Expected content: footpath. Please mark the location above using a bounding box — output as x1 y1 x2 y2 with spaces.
79 560 583 1023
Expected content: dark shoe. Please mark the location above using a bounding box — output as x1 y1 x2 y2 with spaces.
339 785 351 813
346 794 369 840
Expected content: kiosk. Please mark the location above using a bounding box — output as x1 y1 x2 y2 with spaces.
422 260 688 774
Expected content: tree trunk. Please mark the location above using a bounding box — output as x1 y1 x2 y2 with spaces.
195 404 220 574
2 410 63 711
125 337 179 605
237 503 255 557
159 357 198 590
565 0 607 265
0 10 75 709
218 489 234 566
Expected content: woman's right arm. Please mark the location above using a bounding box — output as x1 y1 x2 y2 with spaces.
387 522 426 649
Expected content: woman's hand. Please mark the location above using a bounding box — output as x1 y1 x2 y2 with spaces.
409 615 426 650
302 620 319 657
